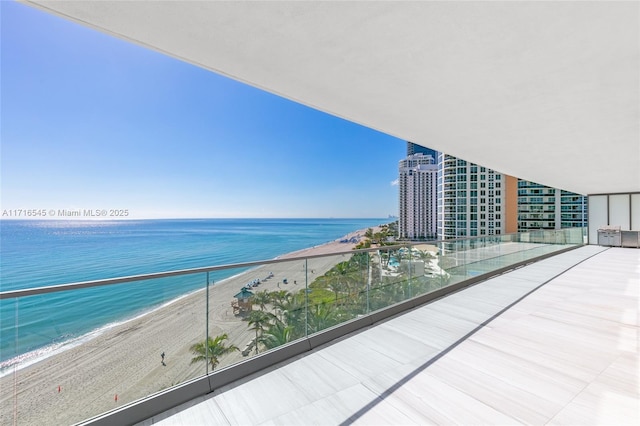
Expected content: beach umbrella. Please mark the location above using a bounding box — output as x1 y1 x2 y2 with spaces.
234 288 254 299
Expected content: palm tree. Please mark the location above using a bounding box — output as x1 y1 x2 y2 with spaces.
245 310 276 354
337 258 367 308
328 261 353 296
365 228 374 240
372 231 386 245
190 334 239 371
260 320 294 350
275 294 306 338
307 302 341 333
252 290 271 311
328 280 343 304
415 249 434 262
269 290 293 321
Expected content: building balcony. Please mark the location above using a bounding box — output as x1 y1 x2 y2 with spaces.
3 228 637 425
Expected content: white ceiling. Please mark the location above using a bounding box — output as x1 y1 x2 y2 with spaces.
25 1 640 195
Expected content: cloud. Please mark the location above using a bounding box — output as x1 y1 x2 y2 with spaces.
390 179 399 186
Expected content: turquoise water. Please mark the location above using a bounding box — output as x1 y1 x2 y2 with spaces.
0 218 386 371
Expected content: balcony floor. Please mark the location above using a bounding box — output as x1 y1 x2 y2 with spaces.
139 246 639 425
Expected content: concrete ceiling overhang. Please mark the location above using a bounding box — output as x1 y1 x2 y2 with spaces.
24 1 640 194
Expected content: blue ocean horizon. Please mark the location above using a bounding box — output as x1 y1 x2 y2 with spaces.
0 218 388 372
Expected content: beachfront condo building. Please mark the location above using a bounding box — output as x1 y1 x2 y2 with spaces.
436 152 519 239
518 180 587 230
398 152 438 239
402 144 586 239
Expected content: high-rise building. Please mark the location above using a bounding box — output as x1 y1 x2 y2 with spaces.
437 153 518 239
517 180 587 230
407 142 437 159
398 153 438 239
401 146 585 241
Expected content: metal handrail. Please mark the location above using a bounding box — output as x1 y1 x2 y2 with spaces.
0 229 576 300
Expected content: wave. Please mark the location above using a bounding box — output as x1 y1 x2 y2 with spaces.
0 266 265 377
0 219 386 375
0 287 205 378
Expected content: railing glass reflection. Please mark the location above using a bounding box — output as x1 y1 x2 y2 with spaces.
0 228 584 424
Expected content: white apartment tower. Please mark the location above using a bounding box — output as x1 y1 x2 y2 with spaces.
437 153 518 239
398 153 438 240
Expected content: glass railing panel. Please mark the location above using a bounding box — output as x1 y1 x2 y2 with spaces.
397 242 439 299
0 228 587 425
363 246 415 312
0 273 208 426
211 259 308 365
0 297 19 425
302 253 347 336
307 251 370 330
220 253 369 360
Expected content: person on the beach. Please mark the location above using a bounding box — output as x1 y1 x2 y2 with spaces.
161 352 165 362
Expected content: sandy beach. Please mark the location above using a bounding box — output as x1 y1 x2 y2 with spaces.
0 227 377 425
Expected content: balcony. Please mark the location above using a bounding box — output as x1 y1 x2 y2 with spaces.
138 245 637 425
1 229 637 425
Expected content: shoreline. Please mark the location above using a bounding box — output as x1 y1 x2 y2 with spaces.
0 227 372 376
0 224 376 370
0 225 380 425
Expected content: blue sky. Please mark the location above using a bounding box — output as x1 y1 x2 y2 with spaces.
1 2 405 219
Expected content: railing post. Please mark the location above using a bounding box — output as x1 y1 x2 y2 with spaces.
366 252 371 314
407 244 412 299
305 258 309 337
13 298 19 425
205 272 209 376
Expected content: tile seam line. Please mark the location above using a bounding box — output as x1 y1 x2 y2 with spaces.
342 246 611 425
544 351 634 425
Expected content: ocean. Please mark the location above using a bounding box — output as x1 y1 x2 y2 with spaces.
0 218 386 373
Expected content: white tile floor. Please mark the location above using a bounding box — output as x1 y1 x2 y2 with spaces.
139 246 639 425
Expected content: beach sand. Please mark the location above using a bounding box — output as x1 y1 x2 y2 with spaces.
0 227 377 425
